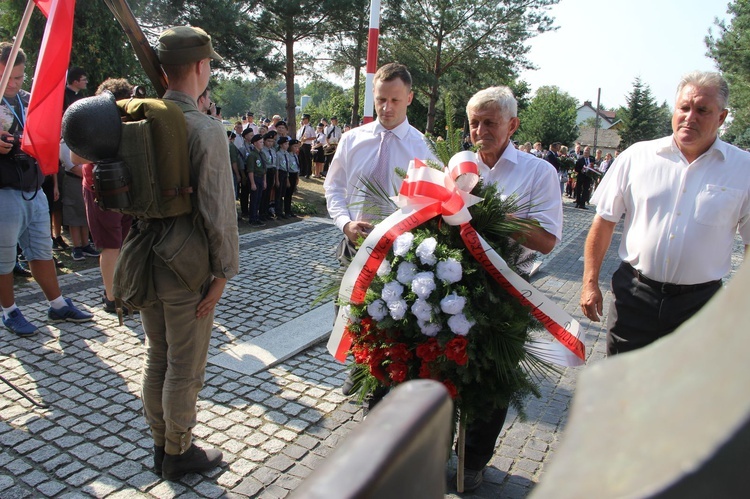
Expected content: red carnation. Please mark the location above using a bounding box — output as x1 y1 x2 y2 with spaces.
445 337 469 366
443 380 458 399
418 361 433 379
387 343 412 362
352 344 369 365
369 347 387 366
386 362 408 383
370 364 389 384
416 338 441 363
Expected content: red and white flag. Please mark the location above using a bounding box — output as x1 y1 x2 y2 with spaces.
20 0 76 175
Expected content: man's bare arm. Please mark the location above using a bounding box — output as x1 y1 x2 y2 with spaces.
580 215 617 322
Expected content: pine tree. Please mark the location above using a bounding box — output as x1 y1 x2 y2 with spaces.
707 0 750 147
618 77 662 150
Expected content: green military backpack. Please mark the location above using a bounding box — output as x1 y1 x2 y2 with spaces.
94 98 193 218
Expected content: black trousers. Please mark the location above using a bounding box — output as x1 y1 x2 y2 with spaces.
276 171 287 215
607 262 722 356
299 144 312 177
261 168 277 216
283 172 298 216
238 175 251 217
574 176 591 207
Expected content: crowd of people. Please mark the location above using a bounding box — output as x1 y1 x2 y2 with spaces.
1 22 747 493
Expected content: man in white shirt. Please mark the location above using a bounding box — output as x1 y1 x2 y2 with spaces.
297 113 315 178
325 63 436 243
324 62 436 397
322 116 342 177
581 71 749 355
458 86 563 492
244 111 259 135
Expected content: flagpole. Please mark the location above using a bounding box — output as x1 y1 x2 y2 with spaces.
0 0 36 99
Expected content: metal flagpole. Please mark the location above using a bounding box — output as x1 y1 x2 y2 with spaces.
362 0 381 124
0 0 36 99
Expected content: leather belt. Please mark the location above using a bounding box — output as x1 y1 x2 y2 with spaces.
621 262 720 295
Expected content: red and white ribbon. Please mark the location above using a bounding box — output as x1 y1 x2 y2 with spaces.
327 151 585 367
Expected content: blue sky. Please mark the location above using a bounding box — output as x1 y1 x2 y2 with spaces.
519 0 731 110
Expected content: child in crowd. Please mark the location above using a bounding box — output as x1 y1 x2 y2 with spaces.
245 134 266 226
284 139 301 218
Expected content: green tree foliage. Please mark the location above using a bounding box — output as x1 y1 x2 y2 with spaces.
323 0 369 126
1 0 146 94
131 0 280 78
707 0 750 147
298 80 352 125
211 77 289 121
516 86 578 147
618 77 662 150
380 0 558 134
239 0 360 136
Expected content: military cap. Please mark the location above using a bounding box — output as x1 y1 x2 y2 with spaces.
288 139 300 146
241 127 254 137
250 134 263 144
157 26 222 65
277 136 289 145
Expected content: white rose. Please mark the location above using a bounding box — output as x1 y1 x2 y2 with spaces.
418 320 442 337
366 299 388 321
415 237 438 266
396 261 418 285
388 299 408 320
440 293 466 315
381 281 405 304
393 232 414 257
436 258 463 284
411 271 436 299
377 259 392 277
448 313 475 336
411 298 434 322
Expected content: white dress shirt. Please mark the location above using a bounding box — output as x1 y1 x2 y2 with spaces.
325 124 342 145
297 123 315 144
324 118 437 232
476 145 563 274
592 136 750 284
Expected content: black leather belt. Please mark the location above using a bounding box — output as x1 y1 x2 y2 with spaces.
621 262 720 295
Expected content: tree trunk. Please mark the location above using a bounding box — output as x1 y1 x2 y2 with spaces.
350 14 365 127
425 36 443 134
285 33 297 137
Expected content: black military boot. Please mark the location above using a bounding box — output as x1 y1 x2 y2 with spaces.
161 444 222 481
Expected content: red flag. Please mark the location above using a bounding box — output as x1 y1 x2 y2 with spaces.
21 0 76 175
33 0 53 17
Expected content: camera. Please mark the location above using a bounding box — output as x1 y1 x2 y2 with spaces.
132 85 147 99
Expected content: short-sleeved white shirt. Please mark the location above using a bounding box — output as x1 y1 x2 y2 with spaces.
476 144 563 274
591 135 750 284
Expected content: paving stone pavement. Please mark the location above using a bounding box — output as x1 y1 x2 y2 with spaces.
0 198 745 498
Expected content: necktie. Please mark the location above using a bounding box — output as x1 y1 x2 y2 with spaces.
372 130 394 191
364 130 395 220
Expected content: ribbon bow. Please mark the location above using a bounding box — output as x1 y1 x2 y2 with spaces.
394 151 483 226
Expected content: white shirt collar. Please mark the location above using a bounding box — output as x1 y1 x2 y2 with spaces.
658 135 727 162
476 140 518 175
373 117 412 140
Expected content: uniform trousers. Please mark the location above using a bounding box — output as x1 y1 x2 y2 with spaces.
141 260 213 455
284 172 298 216
299 144 312 177
607 261 722 356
